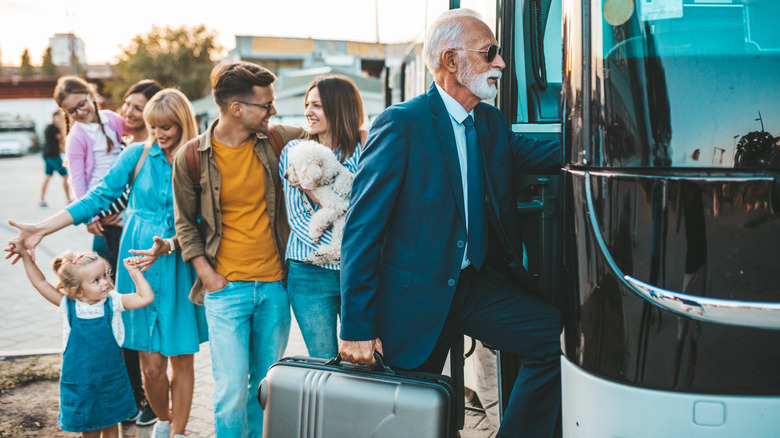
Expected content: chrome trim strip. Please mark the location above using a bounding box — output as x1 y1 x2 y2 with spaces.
582 171 780 330
571 169 774 183
511 123 562 134
623 275 780 329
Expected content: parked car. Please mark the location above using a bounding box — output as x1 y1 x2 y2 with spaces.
0 121 36 156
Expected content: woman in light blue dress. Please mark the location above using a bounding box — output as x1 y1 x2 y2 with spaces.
7 89 207 438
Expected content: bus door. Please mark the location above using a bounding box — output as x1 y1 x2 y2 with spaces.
491 0 566 422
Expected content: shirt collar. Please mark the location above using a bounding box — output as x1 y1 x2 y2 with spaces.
148 142 163 157
434 82 474 125
76 111 109 132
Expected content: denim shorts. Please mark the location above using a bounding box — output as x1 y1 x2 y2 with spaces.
44 157 68 176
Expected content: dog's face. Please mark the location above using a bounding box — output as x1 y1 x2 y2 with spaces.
284 157 324 189
284 141 333 190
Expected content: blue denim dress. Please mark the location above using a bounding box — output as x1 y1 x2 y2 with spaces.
67 143 208 356
58 297 137 432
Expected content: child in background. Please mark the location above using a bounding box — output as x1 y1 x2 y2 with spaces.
39 110 71 207
5 238 154 438
54 76 126 203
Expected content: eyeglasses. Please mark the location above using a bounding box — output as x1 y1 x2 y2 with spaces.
452 45 502 63
64 96 91 116
238 100 275 111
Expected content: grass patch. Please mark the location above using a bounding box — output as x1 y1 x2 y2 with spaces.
0 425 25 438
0 356 59 394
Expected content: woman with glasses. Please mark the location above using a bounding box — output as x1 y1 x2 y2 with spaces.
279 75 365 359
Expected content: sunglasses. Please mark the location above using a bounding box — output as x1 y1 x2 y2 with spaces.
452 45 502 63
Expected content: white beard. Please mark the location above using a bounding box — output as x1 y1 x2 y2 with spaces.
458 56 502 100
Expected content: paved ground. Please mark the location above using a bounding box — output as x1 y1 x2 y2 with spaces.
0 153 496 437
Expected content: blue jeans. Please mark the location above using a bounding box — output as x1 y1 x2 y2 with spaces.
204 280 290 438
287 260 341 359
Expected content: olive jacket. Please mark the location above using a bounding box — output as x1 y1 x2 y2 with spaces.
172 119 306 304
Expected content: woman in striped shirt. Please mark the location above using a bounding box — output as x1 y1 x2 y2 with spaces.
279 75 365 359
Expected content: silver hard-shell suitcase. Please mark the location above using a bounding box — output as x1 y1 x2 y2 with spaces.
257 355 457 438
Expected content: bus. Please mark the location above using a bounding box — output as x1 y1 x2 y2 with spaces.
479 0 780 436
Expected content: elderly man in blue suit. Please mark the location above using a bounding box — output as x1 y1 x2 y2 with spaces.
339 8 562 438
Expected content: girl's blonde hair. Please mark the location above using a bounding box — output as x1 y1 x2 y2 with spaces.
53 76 116 153
51 251 112 298
143 88 198 151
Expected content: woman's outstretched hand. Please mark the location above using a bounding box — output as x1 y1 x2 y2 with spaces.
5 219 46 264
127 236 169 272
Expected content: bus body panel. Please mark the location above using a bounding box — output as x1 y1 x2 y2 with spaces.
562 356 780 437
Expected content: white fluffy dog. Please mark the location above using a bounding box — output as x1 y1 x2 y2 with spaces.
284 140 353 265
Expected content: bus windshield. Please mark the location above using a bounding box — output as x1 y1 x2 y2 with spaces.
593 0 780 168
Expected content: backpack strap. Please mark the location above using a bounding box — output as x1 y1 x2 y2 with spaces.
267 126 284 159
184 137 203 224
183 129 278 225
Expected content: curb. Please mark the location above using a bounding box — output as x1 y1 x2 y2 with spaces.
0 348 63 360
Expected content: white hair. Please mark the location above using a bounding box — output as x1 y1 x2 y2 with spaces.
423 8 484 75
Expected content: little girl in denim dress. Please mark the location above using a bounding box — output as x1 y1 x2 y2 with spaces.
5 239 154 437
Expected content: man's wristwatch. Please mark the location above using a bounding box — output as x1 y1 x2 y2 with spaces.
165 237 176 255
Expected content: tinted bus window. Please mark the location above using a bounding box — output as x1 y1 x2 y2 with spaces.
590 0 780 168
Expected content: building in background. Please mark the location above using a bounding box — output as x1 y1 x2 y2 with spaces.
48 33 86 73
193 35 424 130
0 33 428 151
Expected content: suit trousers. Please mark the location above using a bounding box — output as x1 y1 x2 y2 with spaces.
409 264 562 438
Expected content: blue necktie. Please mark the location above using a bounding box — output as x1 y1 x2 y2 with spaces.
463 115 487 269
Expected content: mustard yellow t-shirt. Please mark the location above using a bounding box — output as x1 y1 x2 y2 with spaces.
212 137 283 282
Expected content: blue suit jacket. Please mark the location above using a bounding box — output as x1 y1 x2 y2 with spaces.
340 84 560 369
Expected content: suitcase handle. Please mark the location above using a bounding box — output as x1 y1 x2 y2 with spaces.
326 352 395 374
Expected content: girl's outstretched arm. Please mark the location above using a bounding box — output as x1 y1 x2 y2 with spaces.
4 237 63 306
120 257 154 310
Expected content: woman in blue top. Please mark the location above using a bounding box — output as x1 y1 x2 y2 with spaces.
7 89 207 438
279 75 365 359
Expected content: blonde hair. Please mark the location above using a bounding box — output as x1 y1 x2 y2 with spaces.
51 251 112 298
143 88 198 151
53 76 116 152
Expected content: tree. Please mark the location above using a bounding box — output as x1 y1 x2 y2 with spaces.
20 49 34 77
108 25 222 103
41 47 58 77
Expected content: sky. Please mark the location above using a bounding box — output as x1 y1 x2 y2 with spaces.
0 0 460 66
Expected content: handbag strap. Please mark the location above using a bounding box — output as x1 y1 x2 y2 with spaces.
130 144 151 186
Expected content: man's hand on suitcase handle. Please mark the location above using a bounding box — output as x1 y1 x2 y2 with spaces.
339 338 384 366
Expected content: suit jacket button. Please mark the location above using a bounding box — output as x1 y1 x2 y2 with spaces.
456 240 465 248
448 279 456 287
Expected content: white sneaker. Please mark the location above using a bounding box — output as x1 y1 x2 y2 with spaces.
153 420 171 438
173 435 186 438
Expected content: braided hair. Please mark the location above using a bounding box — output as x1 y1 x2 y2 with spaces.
53 76 116 153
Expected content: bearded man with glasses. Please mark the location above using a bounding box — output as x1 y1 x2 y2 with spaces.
339 9 562 438
172 62 305 437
